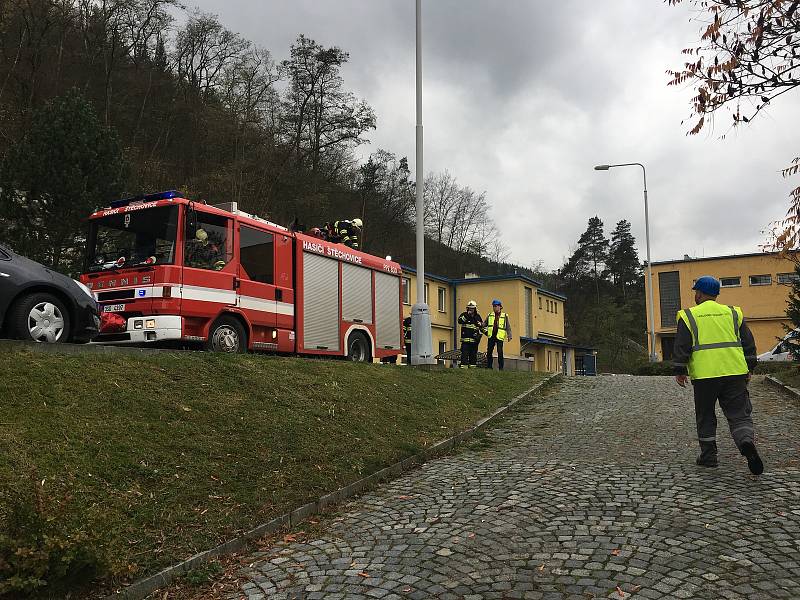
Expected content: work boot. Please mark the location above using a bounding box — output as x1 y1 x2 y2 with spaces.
696 441 718 468
740 442 764 475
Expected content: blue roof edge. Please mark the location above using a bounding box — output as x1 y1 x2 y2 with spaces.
400 265 567 300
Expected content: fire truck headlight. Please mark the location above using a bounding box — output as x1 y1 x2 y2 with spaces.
146 319 156 329
272 330 277 339
134 320 144 330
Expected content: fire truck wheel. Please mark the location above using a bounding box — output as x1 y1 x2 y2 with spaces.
207 316 247 353
346 331 372 362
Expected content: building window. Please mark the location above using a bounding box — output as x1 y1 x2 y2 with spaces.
424 282 429 304
749 274 772 286
658 271 681 328
778 272 799 285
438 287 447 312
402 277 410 304
438 341 446 365
538 296 542 310
547 350 552 371
524 287 533 337
555 302 558 314
720 277 741 288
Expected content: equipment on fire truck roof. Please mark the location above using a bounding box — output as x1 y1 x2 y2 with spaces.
110 190 178 209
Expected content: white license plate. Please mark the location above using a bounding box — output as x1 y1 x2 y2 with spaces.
103 304 126 313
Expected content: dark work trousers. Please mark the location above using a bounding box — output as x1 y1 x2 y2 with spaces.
460 341 478 367
692 375 754 459
405 343 411 365
486 338 504 370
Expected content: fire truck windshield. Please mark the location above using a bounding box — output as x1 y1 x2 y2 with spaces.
86 205 179 272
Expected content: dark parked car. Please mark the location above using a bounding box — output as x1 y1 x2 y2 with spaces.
0 245 99 343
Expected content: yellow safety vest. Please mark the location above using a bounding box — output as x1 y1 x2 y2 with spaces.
485 312 508 342
676 300 748 380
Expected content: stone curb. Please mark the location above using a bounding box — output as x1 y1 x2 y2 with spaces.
0 338 175 356
106 373 561 599
765 374 800 399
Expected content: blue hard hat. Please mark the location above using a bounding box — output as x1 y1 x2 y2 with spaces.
492 299 502 306
692 276 720 296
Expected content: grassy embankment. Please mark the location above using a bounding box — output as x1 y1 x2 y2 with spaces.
0 348 546 597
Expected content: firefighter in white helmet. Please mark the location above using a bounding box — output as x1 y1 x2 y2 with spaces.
458 300 484 368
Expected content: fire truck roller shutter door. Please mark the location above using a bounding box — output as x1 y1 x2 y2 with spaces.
342 263 373 324
375 272 401 350
302 252 340 351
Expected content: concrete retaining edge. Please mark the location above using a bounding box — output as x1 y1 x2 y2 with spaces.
106 372 561 599
765 374 800 399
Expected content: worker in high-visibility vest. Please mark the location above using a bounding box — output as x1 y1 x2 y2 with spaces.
458 300 484 368
673 276 762 474
484 299 512 371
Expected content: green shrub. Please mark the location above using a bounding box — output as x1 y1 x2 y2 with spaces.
753 362 797 375
0 475 106 597
634 361 673 376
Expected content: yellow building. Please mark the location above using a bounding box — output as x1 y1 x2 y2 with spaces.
402 268 593 374
645 251 797 360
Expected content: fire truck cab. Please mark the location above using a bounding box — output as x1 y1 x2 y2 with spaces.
80 191 403 361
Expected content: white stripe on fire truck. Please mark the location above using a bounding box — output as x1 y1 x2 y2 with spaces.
180 285 237 305
238 295 295 316
95 284 295 317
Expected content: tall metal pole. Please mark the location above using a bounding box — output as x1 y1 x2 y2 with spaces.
410 0 434 365
640 166 657 363
594 162 658 362
415 0 424 306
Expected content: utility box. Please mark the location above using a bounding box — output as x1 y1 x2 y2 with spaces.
410 303 435 365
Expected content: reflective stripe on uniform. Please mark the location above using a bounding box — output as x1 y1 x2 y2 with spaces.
698 436 717 442
677 301 748 379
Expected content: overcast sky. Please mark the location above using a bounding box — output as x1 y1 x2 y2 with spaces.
183 0 799 270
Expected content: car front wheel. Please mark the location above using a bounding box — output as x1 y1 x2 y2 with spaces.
10 293 71 343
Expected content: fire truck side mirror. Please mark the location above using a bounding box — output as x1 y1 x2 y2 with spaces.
186 207 198 239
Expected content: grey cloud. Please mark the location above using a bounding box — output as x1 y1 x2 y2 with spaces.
183 0 800 270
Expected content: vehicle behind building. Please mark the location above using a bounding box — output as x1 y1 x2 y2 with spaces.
757 329 800 362
80 191 403 361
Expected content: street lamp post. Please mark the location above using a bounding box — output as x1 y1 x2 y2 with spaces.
411 0 434 365
594 163 658 362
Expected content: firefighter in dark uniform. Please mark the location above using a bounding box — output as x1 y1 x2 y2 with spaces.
673 276 763 474
458 300 484 368
333 218 362 250
403 315 412 365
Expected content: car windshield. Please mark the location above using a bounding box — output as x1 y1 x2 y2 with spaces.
86 205 179 272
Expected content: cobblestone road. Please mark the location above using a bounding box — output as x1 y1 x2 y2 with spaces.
227 376 800 599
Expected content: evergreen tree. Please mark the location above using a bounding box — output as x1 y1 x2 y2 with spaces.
562 216 609 302
0 89 128 273
607 219 642 300
784 263 800 360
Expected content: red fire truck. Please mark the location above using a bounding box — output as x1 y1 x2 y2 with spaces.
80 191 403 361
